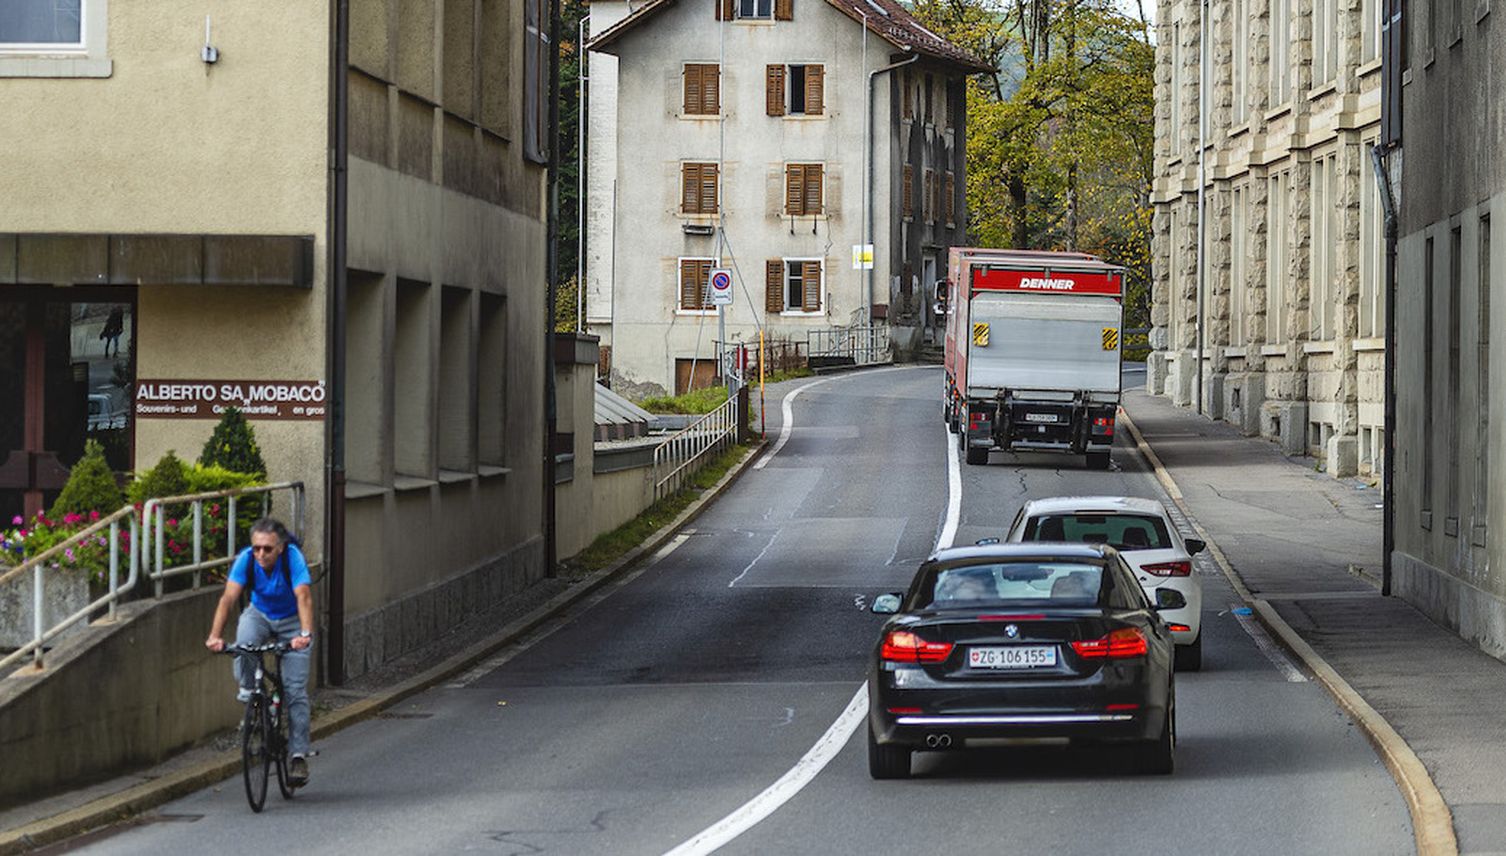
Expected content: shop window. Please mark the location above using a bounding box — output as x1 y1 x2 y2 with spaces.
439 286 474 473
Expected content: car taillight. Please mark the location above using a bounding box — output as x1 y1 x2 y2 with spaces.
1167 623 1192 633
1141 560 1192 577
881 630 954 664
1071 627 1148 659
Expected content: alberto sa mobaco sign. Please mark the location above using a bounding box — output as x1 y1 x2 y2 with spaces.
135 380 327 421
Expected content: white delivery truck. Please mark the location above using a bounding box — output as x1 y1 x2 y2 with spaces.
941 248 1127 469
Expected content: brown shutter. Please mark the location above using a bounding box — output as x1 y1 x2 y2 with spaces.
785 164 804 215
682 163 700 212
805 65 824 115
902 165 913 217
700 163 718 214
699 260 713 308
945 171 955 222
804 163 823 215
716 0 734 20
802 261 822 312
680 259 699 310
766 65 786 116
704 64 720 113
766 260 784 314
684 65 701 114
775 0 793 20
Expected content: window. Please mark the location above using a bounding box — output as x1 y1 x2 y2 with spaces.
1169 22 1183 155
772 259 823 313
924 73 935 123
902 165 914 218
1363 0 1381 61
524 0 548 163
1360 150 1385 337
395 279 434 478
1270 0 1290 103
1022 513 1174 551
902 71 913 120
678 258 715 312
1311 156 1337 340
681 162 719 214
785 163 823 216
1447 225 1462 534
0 0 110 78
478 293 507 467
1233 0 1248 122
1423 237 1435 526
1170 207 1182 346
439 287 474 473
1476 216 1491 545
766 63 824 116
684 63 721 115
1231 186 1247 346
1267 171 1289 343
924 169 936 223
919 562 1106 608
1314 0 1338 83
944 171 956 225
737 0 773 19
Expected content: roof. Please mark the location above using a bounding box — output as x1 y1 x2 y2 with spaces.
927 542 1118 565
1019 496 1172 517
588 0 993 73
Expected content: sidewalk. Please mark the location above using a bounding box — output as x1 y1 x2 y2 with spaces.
1122 387 1506 856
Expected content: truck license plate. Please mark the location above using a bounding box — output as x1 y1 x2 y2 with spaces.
1024 413 1058 423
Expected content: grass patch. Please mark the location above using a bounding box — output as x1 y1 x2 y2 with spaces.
760 366 814 384
560 441 757 576
639 385 729 415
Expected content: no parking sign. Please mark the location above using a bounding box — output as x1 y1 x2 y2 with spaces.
708 268 734 306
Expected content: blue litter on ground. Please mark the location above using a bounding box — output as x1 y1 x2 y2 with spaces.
1232 607 1253 616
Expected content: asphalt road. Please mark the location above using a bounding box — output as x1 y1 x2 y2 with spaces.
73 366 1412 855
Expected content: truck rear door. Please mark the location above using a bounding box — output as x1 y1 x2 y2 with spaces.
966 292 1122 395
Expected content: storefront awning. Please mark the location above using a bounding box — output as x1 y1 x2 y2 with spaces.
0 233 315 288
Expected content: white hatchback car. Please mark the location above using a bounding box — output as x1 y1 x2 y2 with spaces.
1005 496 1206 671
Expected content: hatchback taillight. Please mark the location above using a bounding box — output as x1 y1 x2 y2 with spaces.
1071 627 1148 659
881 630 954 664
1141 560 1192 577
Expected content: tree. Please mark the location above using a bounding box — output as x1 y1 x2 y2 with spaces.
199 407 267 478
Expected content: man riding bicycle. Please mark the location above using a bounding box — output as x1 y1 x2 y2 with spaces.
205 518 314 786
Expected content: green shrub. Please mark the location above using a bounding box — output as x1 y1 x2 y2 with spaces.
50 440 126 519
639 385 729 415
200 407 267 478
127 450 190 505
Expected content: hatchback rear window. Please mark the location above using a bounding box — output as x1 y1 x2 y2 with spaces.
918 561 1104 608
1024 513 1172 551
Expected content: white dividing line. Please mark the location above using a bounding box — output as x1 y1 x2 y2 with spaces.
446 534 692 689
1231 605 1308 683
753 378 833 470
662 685 869 856
664 378 965 856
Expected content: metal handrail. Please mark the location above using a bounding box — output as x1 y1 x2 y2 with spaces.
808 323 891 365
652 395 739 501
0 481 304 672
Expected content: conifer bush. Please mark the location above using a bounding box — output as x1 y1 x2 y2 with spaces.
199 407 267 477
126 450 190 505
50 440 126 518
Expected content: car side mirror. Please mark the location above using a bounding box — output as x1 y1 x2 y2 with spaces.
1154 589 1187 611
871 593 903 615
1184 538 1206 556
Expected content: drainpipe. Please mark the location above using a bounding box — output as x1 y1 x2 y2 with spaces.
867 50 918 321
544 0 562 572
1194 0 1208 415
324 0 350 685
1372 143 1398 597
577 15 588 334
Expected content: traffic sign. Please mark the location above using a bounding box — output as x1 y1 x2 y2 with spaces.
709 268 734 306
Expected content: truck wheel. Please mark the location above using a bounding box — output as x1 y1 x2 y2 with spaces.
965 446 989 466
1086 451 1111 471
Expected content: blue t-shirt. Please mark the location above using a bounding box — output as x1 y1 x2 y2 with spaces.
228 544 312 621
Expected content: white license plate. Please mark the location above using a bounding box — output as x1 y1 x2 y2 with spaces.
1024 413 1058 423
968 646 1057 669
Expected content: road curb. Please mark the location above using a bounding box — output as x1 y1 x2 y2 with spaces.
1118 407 1457 856
0 440 765 855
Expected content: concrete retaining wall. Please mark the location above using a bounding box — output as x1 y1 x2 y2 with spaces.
0 587 242 807
1395 551 1506 663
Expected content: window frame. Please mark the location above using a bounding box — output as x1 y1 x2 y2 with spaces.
780 257 825 314
737 0 774 20
0 0 110 78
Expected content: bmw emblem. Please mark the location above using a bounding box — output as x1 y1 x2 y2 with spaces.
1004 624 1019 639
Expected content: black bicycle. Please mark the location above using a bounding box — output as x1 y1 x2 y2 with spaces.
221 642 298 811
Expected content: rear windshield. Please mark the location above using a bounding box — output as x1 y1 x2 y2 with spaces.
1024 513 1172 551
916 562 1104 608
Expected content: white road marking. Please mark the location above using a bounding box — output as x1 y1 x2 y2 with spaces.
661 685 868 856
665 375 965 856
1231 605 1308 683
728 530 778 588
753 378 833 469
446 534 692 689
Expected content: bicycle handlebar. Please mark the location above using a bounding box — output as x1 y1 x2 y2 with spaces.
218 641 291 655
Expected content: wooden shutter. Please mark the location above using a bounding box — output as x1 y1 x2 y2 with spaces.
801 262 822 312
775 0 793 20
803 163 823 215
716 0 734 20
704 64 720 113
684 65 702 114
805 65 824 115
785 164 804 215
902 165 913 217
945 171 955 223
680 259 700 310
682 163 700 212
766 65 786 116
924 169 935 222
766 260 784 313
699 163 718 214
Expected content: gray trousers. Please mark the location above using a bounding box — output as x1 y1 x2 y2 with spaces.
233 606 312 756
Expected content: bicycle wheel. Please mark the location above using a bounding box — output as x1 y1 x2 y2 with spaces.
274 708 295 799
241 699 270 812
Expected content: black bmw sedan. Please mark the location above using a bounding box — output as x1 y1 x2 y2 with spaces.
866 542 1180 779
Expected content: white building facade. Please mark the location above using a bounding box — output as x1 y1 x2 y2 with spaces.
586 0 985 397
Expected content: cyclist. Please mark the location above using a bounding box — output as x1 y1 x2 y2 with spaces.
205 517 314 786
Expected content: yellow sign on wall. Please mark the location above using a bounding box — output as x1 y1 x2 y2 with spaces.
972 323 990 347
1102 327 1120 351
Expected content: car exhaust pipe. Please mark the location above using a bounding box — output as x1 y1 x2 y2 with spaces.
925 733 953 749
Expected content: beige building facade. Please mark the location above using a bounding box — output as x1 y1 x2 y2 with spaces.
1 0 549 682
1150 0 1387 478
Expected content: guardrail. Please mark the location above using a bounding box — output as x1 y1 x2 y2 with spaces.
0 481 304 672
807 323 891 366
651 395 739 502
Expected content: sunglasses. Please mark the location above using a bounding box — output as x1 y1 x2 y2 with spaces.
251 545 280 555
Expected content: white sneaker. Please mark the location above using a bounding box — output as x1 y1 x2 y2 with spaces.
236 688 253 703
